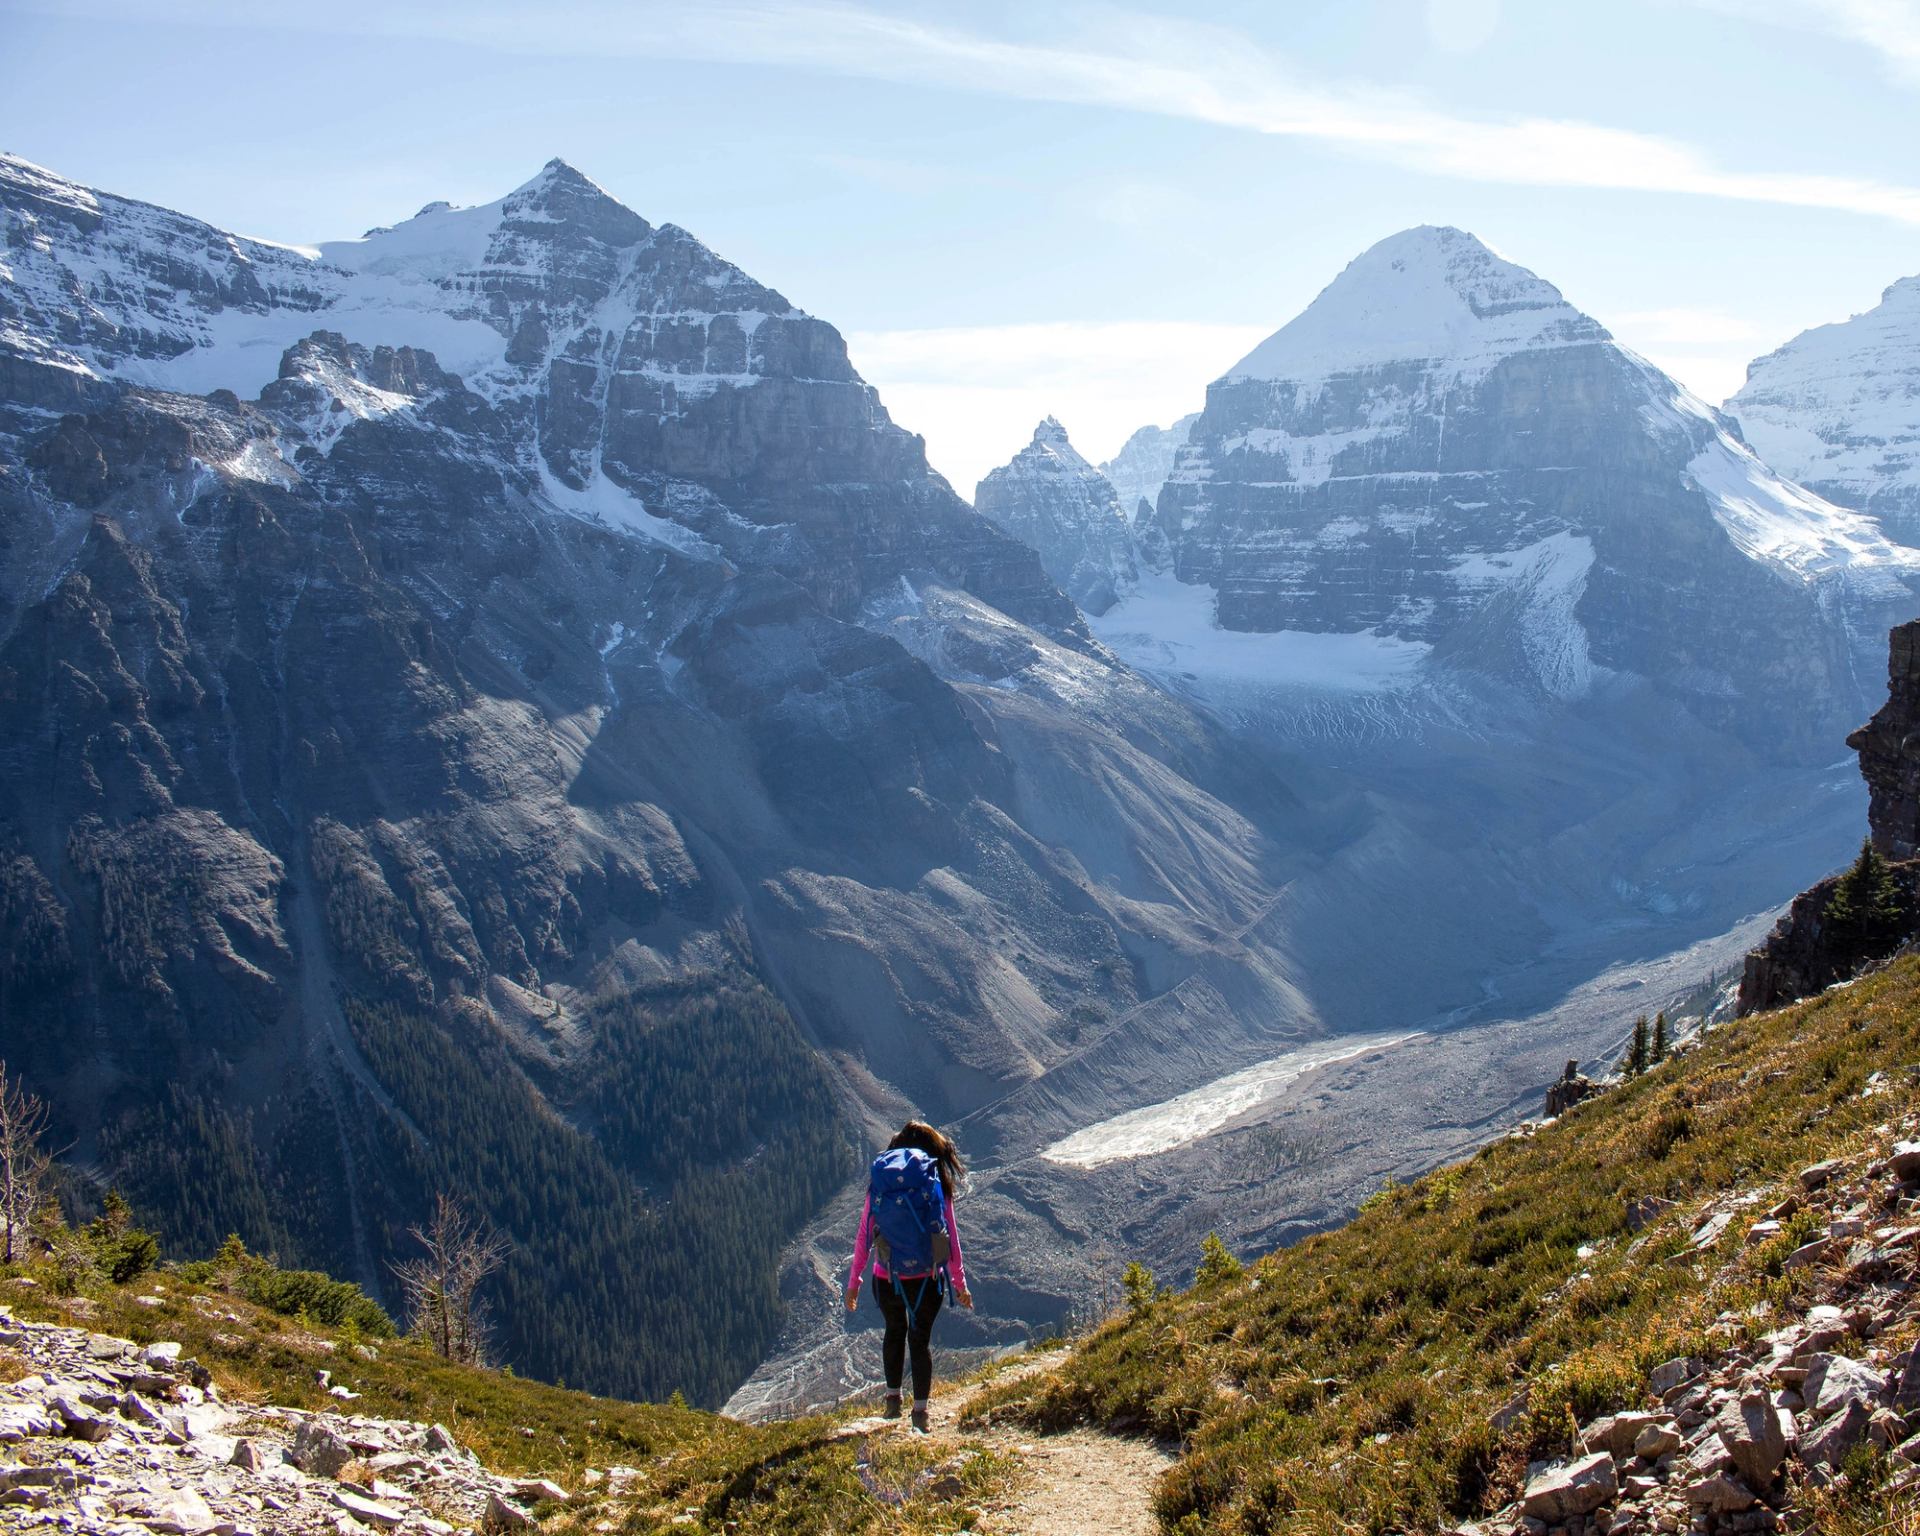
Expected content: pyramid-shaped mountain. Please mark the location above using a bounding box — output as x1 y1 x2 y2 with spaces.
1138 225 1917 750
974 417 1136 614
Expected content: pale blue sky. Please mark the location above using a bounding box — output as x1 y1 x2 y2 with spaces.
5 0 1918 489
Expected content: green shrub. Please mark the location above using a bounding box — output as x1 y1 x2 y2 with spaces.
181 1233 394 1337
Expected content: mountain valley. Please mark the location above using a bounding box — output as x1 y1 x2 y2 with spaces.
2 159 1916 1422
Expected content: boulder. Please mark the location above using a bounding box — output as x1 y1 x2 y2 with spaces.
1521 1452 1617 1520
1686 1474 1758 1512
1583 1411 1665 1456
47 1396 111 1442
138 1486 219 1535
1626 1195 1676 1232
1889 1141 1920 1181
1803 1398 1873 1468
1648 1358 1704 1398
1490 1388 1530 1432
330 1488 405 1529
1713 1391 1787 1483
1896 1350 1920 1412
1633 1421 1682 1459
484 1490 536 1531
1800 1159 1844 1191
291 1417 355 1478
1805 1354 1888 1419
230 1438 264 1472
1783 1238 1831 1271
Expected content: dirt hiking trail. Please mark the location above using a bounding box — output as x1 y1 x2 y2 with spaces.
935 1347 1174 1535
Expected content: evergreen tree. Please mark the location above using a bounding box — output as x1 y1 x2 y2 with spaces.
1624 1016 1651 1077
1825 837 1906 945
1651 1011 1669 1064
1195 1232 1243 1288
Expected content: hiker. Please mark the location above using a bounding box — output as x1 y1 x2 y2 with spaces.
845 1119 972 1431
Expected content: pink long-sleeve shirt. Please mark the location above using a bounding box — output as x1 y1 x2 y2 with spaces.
846 1191 966 1295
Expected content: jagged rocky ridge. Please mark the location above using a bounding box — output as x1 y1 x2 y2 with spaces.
1732 274 1920 547
1098 414 1193 524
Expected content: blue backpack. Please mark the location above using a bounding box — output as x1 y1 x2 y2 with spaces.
867 1147 950 1279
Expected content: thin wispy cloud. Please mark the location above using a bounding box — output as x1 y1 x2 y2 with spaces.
41 0 1920 225
1686 0 1920 84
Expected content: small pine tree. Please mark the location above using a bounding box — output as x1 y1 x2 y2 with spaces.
1122 1261 1159 1314
1195 1232 1243 1288
83 1191 160 1284
1624 1016 1651 1077
1651 1011 1669 1064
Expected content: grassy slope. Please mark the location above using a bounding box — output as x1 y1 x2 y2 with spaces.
970 955 1920 1535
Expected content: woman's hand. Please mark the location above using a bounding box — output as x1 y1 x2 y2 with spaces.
845 1290 859 1313
955 1287 973 1309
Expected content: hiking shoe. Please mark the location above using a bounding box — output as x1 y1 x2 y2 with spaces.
910 1405 930 1434
881 1395 902 1420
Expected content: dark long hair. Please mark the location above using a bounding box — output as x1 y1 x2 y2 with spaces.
887 1120 965 1198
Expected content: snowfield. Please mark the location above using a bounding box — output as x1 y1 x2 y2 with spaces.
1089 571 1433 694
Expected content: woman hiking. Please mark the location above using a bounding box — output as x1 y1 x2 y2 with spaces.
845 1120 972 1432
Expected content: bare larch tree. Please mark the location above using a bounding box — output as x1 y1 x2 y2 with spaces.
0 1061 51 1265
392 1194 511 1366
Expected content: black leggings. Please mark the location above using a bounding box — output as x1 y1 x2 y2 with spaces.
871 1274 943 1399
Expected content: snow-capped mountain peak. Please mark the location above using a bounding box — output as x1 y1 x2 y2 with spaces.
1729 270 1920 545
1226 224 1606 385
1028 415 1092 466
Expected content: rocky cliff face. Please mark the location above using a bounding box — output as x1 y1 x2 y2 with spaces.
1129 226 1917 751
0 155 1314 1405
973 418 1136 614
1850 619 1920 860
1731 275 1920 547
1739 620 1920 1014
